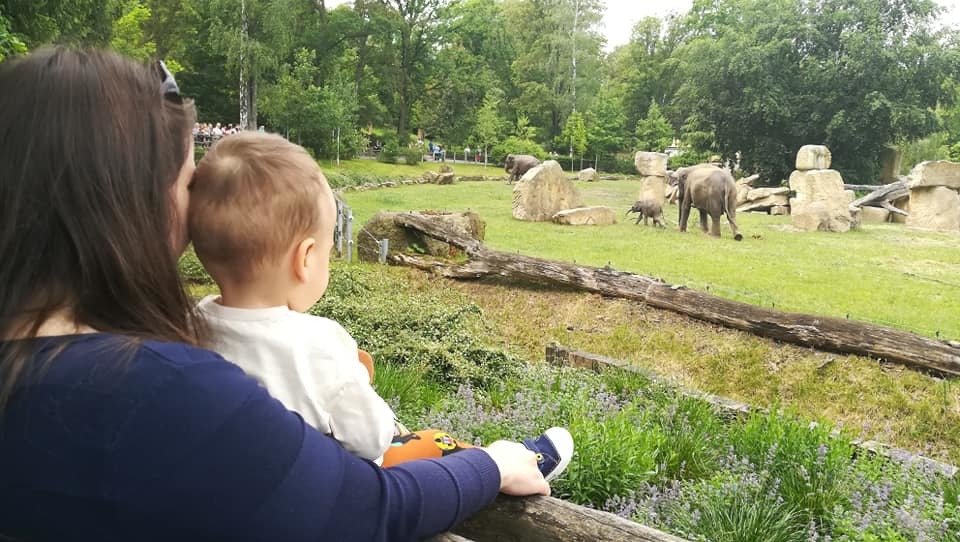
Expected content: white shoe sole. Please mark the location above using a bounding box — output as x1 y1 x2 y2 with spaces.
542 427 574 482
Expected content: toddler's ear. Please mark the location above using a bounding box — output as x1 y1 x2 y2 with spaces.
292 237 316 283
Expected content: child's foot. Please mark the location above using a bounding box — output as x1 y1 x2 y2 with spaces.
522 427 574 482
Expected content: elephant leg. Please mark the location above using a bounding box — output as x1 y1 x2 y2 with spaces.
635 215 642 225
726 211 743 241
710 214 721 237
679 201 692 232
699 209 709 233
644 215 649 226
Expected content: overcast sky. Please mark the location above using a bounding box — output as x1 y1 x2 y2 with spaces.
325 0 960 51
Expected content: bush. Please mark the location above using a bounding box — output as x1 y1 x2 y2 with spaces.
311 265 522 389
178 246 213 284
491 136 547 165
601 157 638 175
194 145 207 163
401 145 423 165
729 409 854 526
668 150 712 170
378 140 400 164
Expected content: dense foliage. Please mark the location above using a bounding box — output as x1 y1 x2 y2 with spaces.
4 0 960 174
285 263 960 541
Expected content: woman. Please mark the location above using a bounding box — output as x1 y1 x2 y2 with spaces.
0 48 548 541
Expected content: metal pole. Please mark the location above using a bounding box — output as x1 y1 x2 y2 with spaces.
378 239 389 264
345 211 354 262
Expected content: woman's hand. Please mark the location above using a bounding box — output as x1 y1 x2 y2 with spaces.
480 440 550 497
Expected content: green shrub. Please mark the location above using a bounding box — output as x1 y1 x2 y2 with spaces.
311 265 522 388
669 472 806 542
401 145 423 165
379 140 400 164
729 409 854 527
194 145 207 163
653 397 724 482
668 150 712 170
555 406 663 506
178 246 213 284
491 136 547 165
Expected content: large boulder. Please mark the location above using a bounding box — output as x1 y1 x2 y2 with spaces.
860 206 891 224
638 175 667 207
788 169 855 232
578 168 599 182
770 205 790 216
512 160 584 221
795 145 832 170
436 172 455 185
551 206 617 225
889 195 909 224
908 161 960 190
357 211 485 261
905 186 960 232
634 151 668 177
736 183 751 206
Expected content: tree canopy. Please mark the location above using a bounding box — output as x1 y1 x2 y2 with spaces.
3 0 958 176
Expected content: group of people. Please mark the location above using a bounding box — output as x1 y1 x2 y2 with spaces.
193 122 243 147
0 47 575 541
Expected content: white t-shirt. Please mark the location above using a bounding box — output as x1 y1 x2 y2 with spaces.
196 295 396 461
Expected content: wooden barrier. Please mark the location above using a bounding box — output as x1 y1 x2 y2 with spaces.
430 495 687 542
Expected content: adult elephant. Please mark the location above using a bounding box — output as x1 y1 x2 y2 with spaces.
504 154 541 183
671 164 743 240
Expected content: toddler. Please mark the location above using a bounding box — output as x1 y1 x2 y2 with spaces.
188 132 572 477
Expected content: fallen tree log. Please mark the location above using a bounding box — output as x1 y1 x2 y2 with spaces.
850 178 910 212
449 495 687 542
388 212 960 377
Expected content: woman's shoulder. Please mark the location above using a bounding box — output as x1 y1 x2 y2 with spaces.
30 332 244 392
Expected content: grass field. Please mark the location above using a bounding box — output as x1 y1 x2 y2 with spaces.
319 157 504 180
341 180 960 340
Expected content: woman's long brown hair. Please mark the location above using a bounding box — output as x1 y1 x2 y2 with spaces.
0 48 202 413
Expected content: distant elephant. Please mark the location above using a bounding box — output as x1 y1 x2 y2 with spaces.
625 199 666 227
504 154 541 183
671 164 743 240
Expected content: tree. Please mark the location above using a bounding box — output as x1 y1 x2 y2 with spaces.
375 0 449 138
561 110 588 169
635 100 672 152
673 0 957 183
471 88 507 161
110 1 156 62
0 8 26 62
585 86 627 168
506 0 604 143
1 0 116 47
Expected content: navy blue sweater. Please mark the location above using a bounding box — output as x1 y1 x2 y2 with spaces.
0 334 500 541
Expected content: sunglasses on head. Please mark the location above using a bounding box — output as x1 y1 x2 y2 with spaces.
156 60 182 104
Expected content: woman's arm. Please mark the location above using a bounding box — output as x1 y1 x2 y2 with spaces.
110 347 503 541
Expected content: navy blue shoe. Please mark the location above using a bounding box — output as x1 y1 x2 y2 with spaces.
522 427 574 482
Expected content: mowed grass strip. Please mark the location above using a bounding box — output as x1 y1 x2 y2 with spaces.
341 179 960 340
322 158 505 179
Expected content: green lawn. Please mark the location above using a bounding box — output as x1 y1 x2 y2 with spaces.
319 157 505 179
342 180 960 340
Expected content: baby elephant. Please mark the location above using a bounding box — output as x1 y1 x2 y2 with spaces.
626 199 666 227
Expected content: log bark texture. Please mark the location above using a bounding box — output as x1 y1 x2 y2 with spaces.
451 495 687 542
389 213 960 377
850 179 910 214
